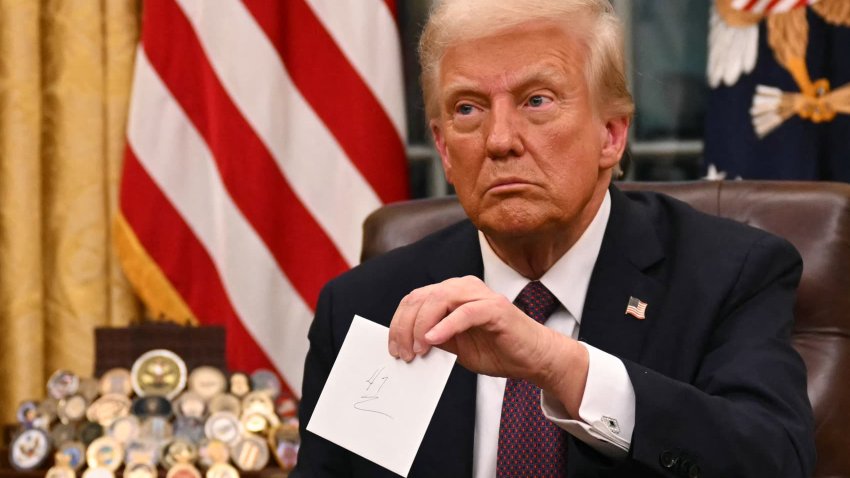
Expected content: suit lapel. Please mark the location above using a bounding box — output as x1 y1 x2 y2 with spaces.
411 221 481 477
578 186 666 364
426 220 485 283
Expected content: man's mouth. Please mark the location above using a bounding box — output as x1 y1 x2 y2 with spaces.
487 177 533 192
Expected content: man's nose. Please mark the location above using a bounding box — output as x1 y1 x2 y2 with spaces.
485 100 524 159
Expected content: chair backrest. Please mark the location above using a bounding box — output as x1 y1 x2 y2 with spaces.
361 180 850 477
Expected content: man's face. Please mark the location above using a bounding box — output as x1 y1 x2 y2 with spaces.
431 21 626 240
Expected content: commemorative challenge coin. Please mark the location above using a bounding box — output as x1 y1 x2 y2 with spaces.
197 439 230 468
108 415 141 445
131 349 187 399
82 467 115 478
228 373 250 398
58 394 88 424
139 416 173 444
78 376 100 402
86 436 124 471
99 368 133 397
174 416 206 445
203 412 242 446
87 394 132 426
79 421 105 446
16 400 39 426
241 391 274 416
187 366 226 401
207 393 240 416
165 462 202 478
45 451 75 478
36 397 59 428
160 438 198 470
49 423 77 447
57 441 86 471
48 370 80 400
231 434 269 471
9 428 50 471
205 462 240 478
269 421 300 471
123 439 159 467
123 461 157 478
249 369 281 400
173 392 206 419
131 396 173 419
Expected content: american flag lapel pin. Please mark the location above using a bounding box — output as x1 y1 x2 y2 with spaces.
625 296 647 320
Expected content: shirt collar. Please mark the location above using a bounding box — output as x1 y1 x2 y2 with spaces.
478 190 611 324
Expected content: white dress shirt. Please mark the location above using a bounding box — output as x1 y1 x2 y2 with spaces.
472 191 636 478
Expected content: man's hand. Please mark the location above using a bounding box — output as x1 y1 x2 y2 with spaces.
387 276 589 416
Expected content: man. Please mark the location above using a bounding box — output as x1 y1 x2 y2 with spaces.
294 0 816 476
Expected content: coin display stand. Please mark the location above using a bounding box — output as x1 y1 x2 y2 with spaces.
94 324 226 377
1 345 299 478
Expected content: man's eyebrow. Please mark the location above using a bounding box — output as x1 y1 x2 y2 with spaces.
441 80 485 102
441 67 568 102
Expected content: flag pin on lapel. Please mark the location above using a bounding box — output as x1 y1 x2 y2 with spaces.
625 296 647 320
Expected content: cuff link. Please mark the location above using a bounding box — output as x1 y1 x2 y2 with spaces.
601 416 620 435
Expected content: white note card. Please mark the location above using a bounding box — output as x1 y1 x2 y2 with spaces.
306 315 457 477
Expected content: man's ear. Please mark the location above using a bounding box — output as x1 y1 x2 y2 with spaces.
431 119 454 184
599 115 630 170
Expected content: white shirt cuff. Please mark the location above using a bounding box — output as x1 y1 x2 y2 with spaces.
540 342 635 458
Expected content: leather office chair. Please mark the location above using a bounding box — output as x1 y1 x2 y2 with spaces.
361 180 850 477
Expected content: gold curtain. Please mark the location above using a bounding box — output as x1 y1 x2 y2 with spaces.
0 0 142 423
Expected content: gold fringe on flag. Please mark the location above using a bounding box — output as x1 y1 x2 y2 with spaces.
114 213 198 326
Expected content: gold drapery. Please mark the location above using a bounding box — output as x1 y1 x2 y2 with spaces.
0 0 142 423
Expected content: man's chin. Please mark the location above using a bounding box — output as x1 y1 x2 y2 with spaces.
473 210 551 239
465 193 562 235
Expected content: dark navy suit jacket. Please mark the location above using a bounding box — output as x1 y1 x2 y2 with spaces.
293 185 816 477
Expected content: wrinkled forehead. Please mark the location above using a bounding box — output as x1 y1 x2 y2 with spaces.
443 16 592 63
435 21 590 94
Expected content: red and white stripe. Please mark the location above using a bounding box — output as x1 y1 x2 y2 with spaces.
120 0 407 397
731 0 820 14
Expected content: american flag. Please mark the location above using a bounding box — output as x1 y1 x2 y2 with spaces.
625 296 648 320
730 0 819 14
115 0 408 400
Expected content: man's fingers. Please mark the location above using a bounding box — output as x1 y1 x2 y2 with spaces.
424 300 491 345
411 297 442 356
389 286 431 361
390 276 496 361
412 277 493 354
413 282 478 355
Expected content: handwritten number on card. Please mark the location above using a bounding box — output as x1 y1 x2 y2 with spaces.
354 366 393 419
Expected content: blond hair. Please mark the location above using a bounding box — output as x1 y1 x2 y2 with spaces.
419 0 634 122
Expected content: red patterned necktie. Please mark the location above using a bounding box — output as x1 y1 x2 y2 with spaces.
497 280 567 477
